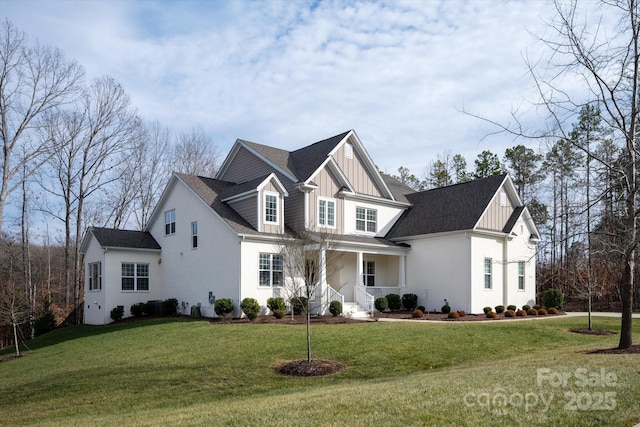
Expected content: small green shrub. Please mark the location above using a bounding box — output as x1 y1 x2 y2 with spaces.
457 310 466 317
329 300 343 317
417 305 426 312
548 307 559 315
401 293 418 310
142 301 156 316
527 308 538 316
273 309 284 319
267 297 286 313
495 305 505 314
375 297 388 312
543 288 564 309
214 298 235 317
387 293 402 311
507 305 517 311
412 309 424 318
110 306 124 322
537 308 547 316
505 310 516 318
516 309 527 317
290 296 308 315
163 298 179 315
448 311 460 319
486 311 498 319
240 298 260 320
130 303 144 317
441 302 451 314
533 304 541 310
522 304 531 311
483 306 493 314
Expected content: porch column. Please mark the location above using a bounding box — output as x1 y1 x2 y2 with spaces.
319 247 327 286
356 251 364 286
399 254 406 289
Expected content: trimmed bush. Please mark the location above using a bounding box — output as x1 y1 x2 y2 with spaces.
110 306 124 322
548 307 559 315
486 311 498 319
273 309 285 319
375 297 388 312
527 308 538 316
537 308 548 316
131 303 144 318
290 296 308 315
448 311 460 319
401 293 418 310
387 293 402 311
516 309 527 317
417 305 426 313
533 304 541 310
163 298 179 315
457 310 466 317
495 305 505 314
267 297 286 313
543 288 564 309
441 302 451 314
522 304 531 311
240 298 260 320
505 310 516 318
412 309 424 318
507 305 517 311
483 306 493 315
329 300 343 317
214 298 235 318
142 301 156 316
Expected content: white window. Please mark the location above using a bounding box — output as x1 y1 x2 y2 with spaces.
165 209 176 235
122 263 150 291
318 197 336 228
259 253 283 287
191 221 198 249
363 261 375 286
499 191 507 206
344 142 353 159
88 262 101 291
518 261 525 290
264 193 278 224
356 207 377 233
484 258 492 289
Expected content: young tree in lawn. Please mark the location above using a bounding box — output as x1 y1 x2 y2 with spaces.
0 20 84 233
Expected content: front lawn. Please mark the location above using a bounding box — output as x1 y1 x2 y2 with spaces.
1 316 638 426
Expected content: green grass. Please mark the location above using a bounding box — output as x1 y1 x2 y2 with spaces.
1 317 638 426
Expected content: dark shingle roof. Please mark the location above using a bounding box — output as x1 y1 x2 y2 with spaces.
90 227 161 250
240 140 298 178
503 206 525 233
380 173 416 204
386 174 507 239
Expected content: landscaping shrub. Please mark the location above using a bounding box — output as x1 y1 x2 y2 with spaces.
495 305 505 314
483 306 493 314
527 308 538 316
290 296 308 315
110 306 124 322
505 310 516 318
441 302 451 314
329 300 343 317
507 305 517 311
516 309 527 317
457 310 466 317
273 309 284 319
163 298 179 315
240 298 261 320
375 297 388 312
267 297 286 313
417 305 426 312
214 298 235 318
412 309 424 318
387 293 402 311
142 301 156 316
448 311 460 319
401 293 418 310
34 299 56 335
522 304 531 311
543 288 564 309
486 311 498 319
537 308 547 316
533 304 541 310
130 302 144 317
548 307 559 315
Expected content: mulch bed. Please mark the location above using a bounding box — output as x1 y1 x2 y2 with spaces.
0 354 24 364
587 345 640 354
274 359 346 377
569 328 615 336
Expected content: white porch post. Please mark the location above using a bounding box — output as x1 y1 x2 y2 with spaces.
399 254 406 289
356 251 364 287
319 246 327 286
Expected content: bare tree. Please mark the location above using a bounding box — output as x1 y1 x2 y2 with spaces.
0 20 84 232
170 127 220 177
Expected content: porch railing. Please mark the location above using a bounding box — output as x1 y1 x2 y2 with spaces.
322 285 344 315
364 286 402 299
355 285 375 314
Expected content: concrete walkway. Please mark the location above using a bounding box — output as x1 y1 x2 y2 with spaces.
564 311 640 318
376 311 640 323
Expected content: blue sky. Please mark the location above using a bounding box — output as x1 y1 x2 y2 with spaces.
2 0 560 176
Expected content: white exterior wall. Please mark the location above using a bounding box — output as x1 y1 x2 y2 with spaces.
238 239 283 316
343 199 405 237
83 236 107 325
148 180 241 318
503 216 537 309
469 234 505 314
403 233 471 312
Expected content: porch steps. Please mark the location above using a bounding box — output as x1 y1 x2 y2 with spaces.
343 302 371 319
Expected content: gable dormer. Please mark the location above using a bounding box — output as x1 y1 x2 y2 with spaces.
220 173 288 234
476 175 523 232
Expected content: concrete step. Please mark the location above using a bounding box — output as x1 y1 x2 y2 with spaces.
343 302 371 319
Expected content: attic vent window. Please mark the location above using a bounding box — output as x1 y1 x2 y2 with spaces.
499 191 507 206
344 143 353 159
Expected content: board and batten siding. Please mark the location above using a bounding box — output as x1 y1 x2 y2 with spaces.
477 189 515 231
333 143 383 198
220 146 277 183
